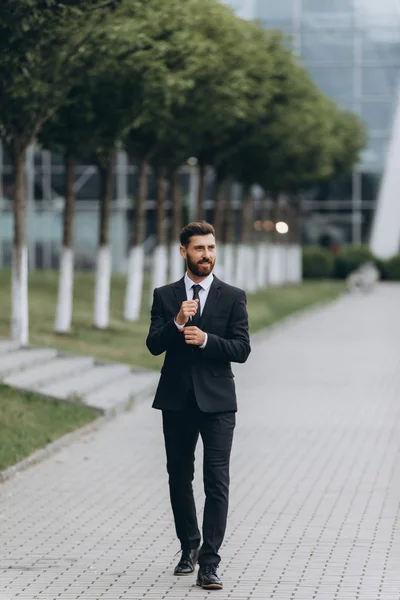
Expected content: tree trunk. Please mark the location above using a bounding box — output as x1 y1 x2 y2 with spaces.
246 189 257 293
269 200 285 286
197 162 206 221
155 166 167 246
150 165 168 301
55 151 75 333
213 175 226 240
223 178 235 285
256 192 269 289
124 159 148 322
169 169 184 282
93 155 114 329
289 202 302 283
11 144 29 345
236 186 252 290
98 159 113 247
212 174 226 279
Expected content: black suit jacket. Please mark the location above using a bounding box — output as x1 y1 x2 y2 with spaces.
146 276 251 412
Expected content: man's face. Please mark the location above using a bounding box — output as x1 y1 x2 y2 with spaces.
180 234 216 278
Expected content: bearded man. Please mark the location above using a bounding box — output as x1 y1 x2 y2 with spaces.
146 221 251 590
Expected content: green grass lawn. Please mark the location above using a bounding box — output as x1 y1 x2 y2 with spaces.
0 270 344 472
0 383 98 472
0 270 345 371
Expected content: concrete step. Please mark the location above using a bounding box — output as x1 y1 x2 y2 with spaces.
0 348 58 377
38 363 131 400
0 340 21 355
4 356 94 389
84 371 159 415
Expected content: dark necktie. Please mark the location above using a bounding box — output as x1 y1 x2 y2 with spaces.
191 284 202 326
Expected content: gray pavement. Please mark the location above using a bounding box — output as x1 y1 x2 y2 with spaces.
1 283 400 600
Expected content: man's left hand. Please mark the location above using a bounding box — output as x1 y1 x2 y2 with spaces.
182 326 206 346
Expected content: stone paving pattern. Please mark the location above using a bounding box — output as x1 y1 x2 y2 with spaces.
1 284 400 600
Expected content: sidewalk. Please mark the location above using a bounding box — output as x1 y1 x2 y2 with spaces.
1 284 400 600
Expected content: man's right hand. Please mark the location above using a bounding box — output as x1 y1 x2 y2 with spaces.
176 300 199 326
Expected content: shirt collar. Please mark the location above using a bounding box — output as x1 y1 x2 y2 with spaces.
184 271 214 292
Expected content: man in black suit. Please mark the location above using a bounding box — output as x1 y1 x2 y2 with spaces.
146 221 251 590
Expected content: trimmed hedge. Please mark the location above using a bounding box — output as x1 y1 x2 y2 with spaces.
302 247 400 282
374 258 390 281
386 255 400 280
302 247 335 279
334 246 376 279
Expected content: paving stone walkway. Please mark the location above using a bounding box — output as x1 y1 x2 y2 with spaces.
1 283 400 600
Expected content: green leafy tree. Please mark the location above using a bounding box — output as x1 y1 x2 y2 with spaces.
0 0 122 343
39 0 197 329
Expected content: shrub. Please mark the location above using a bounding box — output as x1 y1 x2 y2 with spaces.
302 247 335 279
386 254 400 280
374 258 389 281
334 246 376 279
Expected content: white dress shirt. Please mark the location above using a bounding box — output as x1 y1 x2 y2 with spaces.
175 272 214 348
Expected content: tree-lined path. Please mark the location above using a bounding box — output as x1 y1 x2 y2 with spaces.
1 284 400 600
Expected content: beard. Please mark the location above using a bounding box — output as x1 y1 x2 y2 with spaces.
187 255 215 278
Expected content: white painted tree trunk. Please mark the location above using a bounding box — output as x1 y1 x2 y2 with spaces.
11 246 29 345
280 245 288 284
123 244 144 322
246 245 258 293
268 244 285 286
284 245 293 283
293 244 303 283
213 243 225 280
223 243 235 285
256 243 269 289
93 245 111 329
150 245 168 304
170 244 184 283
55 247 74 333
285 245 302 283
235 244 247 289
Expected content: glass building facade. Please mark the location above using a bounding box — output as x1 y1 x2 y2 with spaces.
225 0 400 248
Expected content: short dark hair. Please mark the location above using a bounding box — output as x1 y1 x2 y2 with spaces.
180 221 216 247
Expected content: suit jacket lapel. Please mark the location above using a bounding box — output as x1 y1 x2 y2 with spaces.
200 277 221 329
173 277 187 313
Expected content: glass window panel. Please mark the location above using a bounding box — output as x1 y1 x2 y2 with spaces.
361 171 382 202
302 0 354 29
301 30 353 63
360 135 389 167
361 101 396 132
362 30 400 64
254 0 292 21
51 151 64 167
33 148 42 168
314 172 353 201
306 65 354 100
362 67 400 97
303 0 353 11
355 0 400 27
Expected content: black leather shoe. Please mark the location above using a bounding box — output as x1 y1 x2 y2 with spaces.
196 564 223 589
173 548 199 576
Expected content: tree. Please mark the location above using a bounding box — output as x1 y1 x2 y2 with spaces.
0 0 122 343
43 0 197 329
123 0 236 318
38 86 100 334
158 2 277 224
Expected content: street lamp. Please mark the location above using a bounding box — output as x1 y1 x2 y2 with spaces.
276 221 289 234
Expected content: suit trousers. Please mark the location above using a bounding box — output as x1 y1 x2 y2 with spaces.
162 390 236 565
